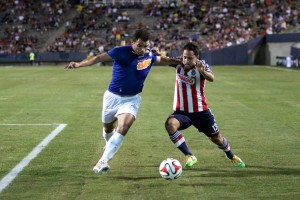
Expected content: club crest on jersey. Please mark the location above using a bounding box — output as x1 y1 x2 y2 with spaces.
177 74 195 85
137 59 151 70
191 69 196 76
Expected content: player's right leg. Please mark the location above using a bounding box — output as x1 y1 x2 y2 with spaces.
93 91 141 173
102 121 117 150
165 113 197 168
184 155 198 168
93 90 119 173
93 113 135 173
100 90 119 150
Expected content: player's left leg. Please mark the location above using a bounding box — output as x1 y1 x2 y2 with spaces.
198 109 245 168
210 134 245 168
210 134 234 159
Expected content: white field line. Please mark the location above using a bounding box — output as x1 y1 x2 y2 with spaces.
0 123 67 193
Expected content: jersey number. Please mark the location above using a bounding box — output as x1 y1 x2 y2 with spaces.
212 123 219 132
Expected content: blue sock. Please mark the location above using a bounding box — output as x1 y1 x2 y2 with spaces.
225 150 234 159
170 131 192 156
218 137 234 159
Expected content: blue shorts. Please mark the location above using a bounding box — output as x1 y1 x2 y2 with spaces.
168 109 220 137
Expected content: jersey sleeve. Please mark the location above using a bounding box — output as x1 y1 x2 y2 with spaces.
150 50 157 64
107 46 126 60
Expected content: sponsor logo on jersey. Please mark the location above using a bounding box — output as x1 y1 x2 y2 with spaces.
137 59 151 70
177 74 195 85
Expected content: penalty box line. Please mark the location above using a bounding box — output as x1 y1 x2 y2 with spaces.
0 123 67 193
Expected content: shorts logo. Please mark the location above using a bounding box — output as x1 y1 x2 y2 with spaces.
131 104 138 111
177 74 195 85
137 59 151 70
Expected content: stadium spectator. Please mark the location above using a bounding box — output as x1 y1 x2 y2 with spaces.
64 29 182 173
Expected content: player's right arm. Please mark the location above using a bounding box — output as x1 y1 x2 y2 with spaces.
64 52 113 70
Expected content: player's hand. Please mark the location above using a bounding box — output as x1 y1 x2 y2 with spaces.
64 62 80 70
175 56 183 62
195 60 205 72
151 47 161 56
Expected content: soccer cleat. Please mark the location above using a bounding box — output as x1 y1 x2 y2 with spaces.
231 155 246 168
184 155 198 168
93 161 110 173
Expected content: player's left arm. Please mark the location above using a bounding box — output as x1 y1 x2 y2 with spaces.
151 47 182 66
196 60 215 82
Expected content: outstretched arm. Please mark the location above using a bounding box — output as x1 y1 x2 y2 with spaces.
152 48 182 66
156 56 182 66
64 52 113 70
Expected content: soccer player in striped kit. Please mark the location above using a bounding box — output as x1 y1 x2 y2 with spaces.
165 42 245 168
65 29 182 173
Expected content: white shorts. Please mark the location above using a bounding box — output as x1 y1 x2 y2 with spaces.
101 90 142 123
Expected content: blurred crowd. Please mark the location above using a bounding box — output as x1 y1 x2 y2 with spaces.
0 0 299 55
145 0 300 52
0 0 72 54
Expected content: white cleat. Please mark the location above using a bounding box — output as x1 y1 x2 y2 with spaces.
93 161 110 173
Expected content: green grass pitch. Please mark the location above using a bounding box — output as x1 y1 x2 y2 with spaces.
0 65 299 199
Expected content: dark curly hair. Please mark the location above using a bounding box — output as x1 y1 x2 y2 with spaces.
183 42 199 57
132 29 151 42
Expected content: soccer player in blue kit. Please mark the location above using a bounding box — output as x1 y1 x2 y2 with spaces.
65 29 182 173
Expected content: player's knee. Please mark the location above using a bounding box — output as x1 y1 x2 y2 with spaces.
165 118 179 133
103 123 116 133
104 126 114 133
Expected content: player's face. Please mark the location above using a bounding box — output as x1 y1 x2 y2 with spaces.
132 39 150 56
182 50 197 70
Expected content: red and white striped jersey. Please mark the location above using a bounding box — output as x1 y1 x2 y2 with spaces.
173 61 212 113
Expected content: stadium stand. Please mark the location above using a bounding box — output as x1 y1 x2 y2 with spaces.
0 0 299 65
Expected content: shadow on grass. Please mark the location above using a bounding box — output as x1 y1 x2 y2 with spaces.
178 182 228 187
111 176 228 187
134 164 158 168
184 165 300 178
112 176 160 180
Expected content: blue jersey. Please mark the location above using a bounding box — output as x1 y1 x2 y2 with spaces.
107 46 157 95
